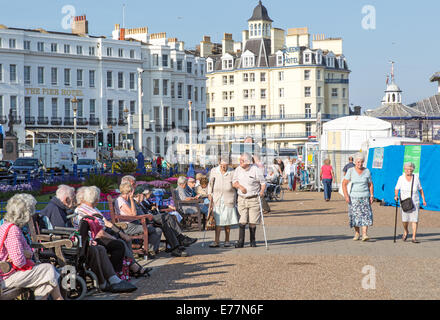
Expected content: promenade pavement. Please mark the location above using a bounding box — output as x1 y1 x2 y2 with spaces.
88 188 440 300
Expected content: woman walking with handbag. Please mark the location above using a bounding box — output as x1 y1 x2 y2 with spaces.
342 153 374 241
394 162 427 243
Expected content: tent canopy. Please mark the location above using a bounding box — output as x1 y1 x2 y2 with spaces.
323 116 391 131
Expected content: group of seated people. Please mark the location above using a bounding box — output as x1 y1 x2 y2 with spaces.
175 175 211 218
0 174 199 299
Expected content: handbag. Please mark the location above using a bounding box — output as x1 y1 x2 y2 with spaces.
338 181 353 197
400 175 415 212
0 224 35 274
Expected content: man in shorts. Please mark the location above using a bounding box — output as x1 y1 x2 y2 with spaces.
232 152 266 248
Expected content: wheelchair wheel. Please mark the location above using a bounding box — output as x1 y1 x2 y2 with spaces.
84 270 99 295
60 274 87 300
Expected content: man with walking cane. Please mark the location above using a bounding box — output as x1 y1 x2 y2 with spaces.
232 152 266 248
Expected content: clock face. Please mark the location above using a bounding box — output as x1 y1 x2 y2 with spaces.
5 142 14 154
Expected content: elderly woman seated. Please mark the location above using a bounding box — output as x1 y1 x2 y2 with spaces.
74 186 149 281
176 176 208 217
114 182 162 258
0 194 64 300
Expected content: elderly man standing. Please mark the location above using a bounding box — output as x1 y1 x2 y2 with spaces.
40 184 76 228
233 152 266 248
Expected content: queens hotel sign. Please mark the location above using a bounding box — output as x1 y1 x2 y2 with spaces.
25 88 84 97
282 47 300 66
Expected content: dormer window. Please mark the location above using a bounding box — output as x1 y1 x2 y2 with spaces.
304 53 311 64
316 51 322 64
241 50 256 68
221 54 234 70
326 56 335 68
206 58 214 72
276 50 284 66
243 56 255 68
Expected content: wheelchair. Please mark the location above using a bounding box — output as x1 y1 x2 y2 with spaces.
265 176 285 202
34 215 99 300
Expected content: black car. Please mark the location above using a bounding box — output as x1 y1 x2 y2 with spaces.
0 160 14 180
11 158 46 181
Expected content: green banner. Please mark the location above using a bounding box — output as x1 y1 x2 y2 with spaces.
403 145 421 174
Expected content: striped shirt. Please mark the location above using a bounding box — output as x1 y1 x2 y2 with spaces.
0 222 31 280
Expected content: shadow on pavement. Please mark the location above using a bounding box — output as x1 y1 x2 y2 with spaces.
132 260 233 299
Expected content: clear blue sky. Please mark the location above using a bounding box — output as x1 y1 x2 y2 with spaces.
2 0 439 111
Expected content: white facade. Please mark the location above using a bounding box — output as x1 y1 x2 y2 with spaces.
0 18 207 160
202 2 350 151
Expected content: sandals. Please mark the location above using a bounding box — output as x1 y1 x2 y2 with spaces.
130 264 152 278
209 242 220 248
223 241 232 247
412 239 420 244
402 234 408 242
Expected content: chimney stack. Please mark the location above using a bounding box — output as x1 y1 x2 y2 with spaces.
71 15 88 35
222 33 234 55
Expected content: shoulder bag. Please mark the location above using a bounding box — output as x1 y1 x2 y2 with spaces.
400 175 415 212
0 224 35 274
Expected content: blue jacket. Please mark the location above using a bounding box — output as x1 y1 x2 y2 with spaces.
39 197 73 228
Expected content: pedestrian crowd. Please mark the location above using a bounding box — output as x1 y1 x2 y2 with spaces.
0 148 429 300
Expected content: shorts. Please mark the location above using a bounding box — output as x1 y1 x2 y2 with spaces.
237 196 261 225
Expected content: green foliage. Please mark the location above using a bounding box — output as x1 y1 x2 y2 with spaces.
83 174 114 194
113 161 137 175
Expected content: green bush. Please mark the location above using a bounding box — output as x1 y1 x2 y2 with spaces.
113 161 137 175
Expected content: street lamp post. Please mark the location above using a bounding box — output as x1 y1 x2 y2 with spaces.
137 68 145 155
71 97 78 174
123 107 131 150
187 100 195 177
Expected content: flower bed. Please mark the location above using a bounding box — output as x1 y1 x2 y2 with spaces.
146 180 171 189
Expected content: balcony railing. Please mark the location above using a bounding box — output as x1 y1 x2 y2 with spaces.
209 132 311 141
25 116 36 125
37 117 49 125
89 117 100 126
0 116 7 124
51 117 62 125
325 79 349 84
77 118 88 126
64 117 74 125
207 113 348 123
107 118 117 126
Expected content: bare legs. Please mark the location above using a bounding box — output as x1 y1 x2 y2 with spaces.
214 226 232 245
403 222 418 241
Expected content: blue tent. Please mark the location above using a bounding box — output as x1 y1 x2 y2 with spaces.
367 145 440 211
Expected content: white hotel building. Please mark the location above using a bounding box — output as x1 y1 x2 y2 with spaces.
0 15 206 159
201 1 350 151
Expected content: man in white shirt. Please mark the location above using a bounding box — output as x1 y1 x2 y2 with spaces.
232 152 266 248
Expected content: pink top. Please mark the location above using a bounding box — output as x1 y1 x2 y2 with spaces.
0 222 32 280
321 165 333 180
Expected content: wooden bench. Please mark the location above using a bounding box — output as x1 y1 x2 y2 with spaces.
107 195 150 257
170 187 205 231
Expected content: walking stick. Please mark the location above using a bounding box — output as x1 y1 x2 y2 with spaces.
394 199 398 243
201 198 213 248
202 178 215 248
258 195 269 250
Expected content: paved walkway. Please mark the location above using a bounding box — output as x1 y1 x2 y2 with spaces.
88 189 440 300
